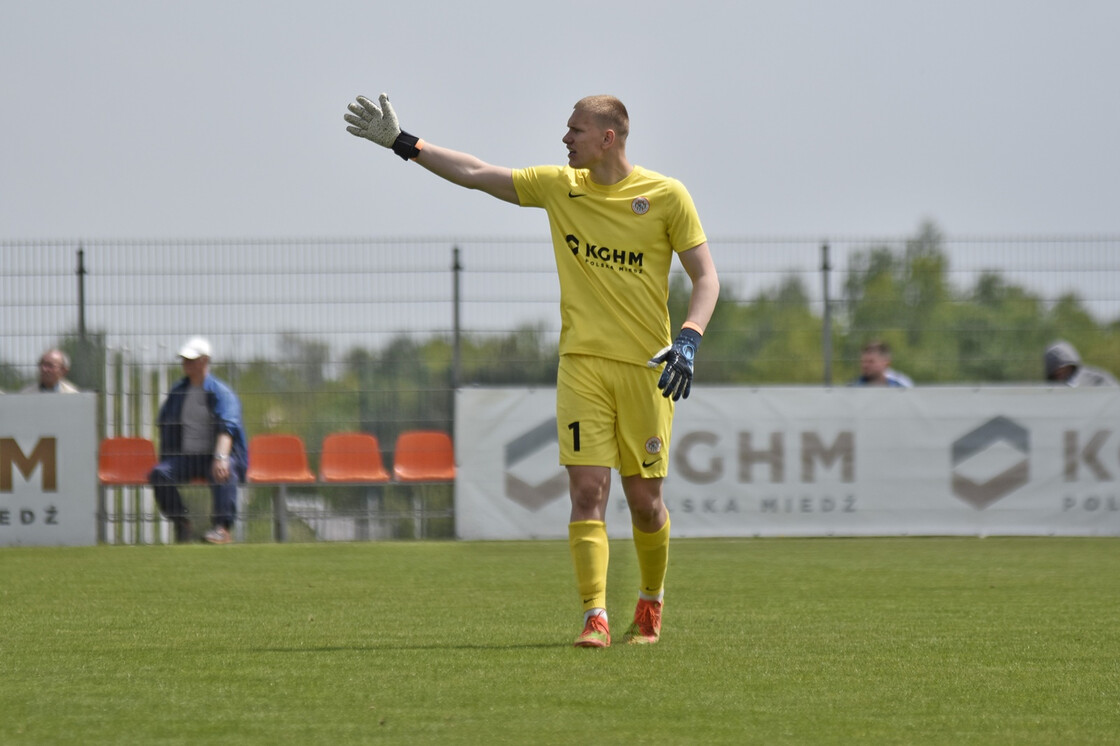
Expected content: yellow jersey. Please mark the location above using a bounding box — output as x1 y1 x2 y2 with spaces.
512 164 707 366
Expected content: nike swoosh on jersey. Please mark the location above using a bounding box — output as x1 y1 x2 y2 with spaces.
568 191 587 198
642 458 662 468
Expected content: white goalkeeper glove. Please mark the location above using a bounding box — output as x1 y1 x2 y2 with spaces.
344 93 423 160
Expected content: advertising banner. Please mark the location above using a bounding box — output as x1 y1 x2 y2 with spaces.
1 393 98 546
455 387 1120 539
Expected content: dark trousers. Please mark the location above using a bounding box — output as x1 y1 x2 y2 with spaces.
149 454 238 529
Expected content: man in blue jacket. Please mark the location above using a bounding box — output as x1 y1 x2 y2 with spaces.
149 337 248 543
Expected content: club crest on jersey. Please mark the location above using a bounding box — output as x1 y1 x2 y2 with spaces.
631 196 650 215
645 436 663 455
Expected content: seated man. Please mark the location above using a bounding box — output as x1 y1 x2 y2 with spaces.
149 337 248 543
850 340 913 388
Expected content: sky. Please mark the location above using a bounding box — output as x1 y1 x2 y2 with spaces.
2 0 1119 242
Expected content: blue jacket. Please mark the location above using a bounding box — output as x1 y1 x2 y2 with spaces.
157 373 248 481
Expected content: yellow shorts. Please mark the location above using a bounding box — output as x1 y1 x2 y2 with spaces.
555 354 675 478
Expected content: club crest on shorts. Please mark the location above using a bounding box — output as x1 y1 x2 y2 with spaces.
631 196 650 215
645 436 663 455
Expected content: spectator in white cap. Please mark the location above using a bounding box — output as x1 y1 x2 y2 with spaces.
21 348 80 393
149 336 248 543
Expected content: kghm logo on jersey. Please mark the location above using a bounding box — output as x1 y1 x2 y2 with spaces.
565 233 645 274
632 197 650 215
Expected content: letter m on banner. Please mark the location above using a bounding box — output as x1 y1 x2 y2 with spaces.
0 437 58 492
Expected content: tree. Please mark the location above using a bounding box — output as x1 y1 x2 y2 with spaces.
698 276 823 384
61 331 107 392
838 221 955 382
459 324 559 386
951 273 1047 382
0 358 24 392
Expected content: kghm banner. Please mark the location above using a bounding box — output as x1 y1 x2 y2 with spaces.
455 387 1120 539
1 394 98 546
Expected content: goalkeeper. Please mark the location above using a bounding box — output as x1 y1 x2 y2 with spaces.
345 92 719 648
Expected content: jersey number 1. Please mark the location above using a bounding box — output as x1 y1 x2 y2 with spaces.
568 421 580 452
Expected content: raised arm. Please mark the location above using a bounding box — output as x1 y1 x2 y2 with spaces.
344 93 519 205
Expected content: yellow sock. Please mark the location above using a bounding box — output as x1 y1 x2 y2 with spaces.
569 520 609 613
632 516 670 601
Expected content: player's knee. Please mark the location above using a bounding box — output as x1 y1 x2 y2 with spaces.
628 501 666 528
570 485 605 513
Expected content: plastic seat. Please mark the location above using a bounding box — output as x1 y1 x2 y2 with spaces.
392 430 456 482
320 432 390 483
246 434 315 484
98 437 158 485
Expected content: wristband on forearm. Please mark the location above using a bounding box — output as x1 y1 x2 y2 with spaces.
392 130 423 161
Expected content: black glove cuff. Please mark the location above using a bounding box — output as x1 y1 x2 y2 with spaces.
392 130 422 161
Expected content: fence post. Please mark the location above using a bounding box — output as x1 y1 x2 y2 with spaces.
451 246 461 390
76 246 87 342
821 241 833 386
273 486 289 542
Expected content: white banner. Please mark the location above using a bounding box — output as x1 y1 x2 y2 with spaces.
455 387 1120 539
1 393 98 546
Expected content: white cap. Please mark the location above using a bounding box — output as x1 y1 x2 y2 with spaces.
178 336 213 360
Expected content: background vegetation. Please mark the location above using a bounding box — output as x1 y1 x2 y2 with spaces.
214 222 1117 442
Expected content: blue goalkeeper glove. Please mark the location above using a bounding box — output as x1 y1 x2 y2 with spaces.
647 327 702 401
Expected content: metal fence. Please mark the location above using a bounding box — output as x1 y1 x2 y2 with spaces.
6 233 1119 374
4 233 1118 542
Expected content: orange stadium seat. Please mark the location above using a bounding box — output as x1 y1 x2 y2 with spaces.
246 434 316 484
98 437 158 486
319 432 390 483
392 430 456 482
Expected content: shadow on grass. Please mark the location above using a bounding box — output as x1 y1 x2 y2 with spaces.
251 641 565 653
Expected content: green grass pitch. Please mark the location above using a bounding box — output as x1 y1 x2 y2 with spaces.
2 537 1118 744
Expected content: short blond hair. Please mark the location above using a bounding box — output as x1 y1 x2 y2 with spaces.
574 95 629 139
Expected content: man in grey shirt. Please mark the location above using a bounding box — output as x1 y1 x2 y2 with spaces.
149 337 248 543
